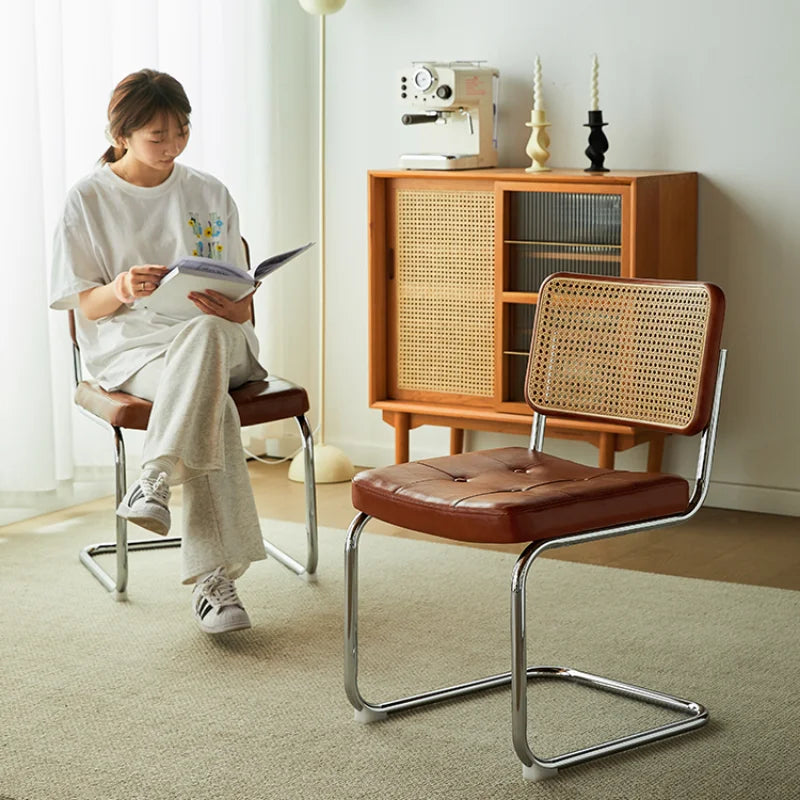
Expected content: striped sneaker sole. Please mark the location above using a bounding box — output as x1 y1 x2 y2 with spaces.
116 500 171 536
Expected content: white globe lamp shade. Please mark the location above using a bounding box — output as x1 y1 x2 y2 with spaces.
297 0 347 14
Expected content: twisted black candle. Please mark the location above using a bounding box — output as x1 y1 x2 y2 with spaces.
584 109 609 173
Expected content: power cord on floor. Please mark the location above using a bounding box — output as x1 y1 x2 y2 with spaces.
243 423 321 465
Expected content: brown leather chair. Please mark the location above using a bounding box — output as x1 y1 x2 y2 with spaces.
345 273 726 780
69 253 318 599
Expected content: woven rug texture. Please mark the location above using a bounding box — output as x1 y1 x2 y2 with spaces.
1 509 798 800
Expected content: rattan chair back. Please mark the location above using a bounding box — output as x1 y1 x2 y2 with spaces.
525 273 725 436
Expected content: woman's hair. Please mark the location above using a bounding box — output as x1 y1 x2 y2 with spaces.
100 69 192 164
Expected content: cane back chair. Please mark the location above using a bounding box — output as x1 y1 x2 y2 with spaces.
345 273 726 780
68 244 318 599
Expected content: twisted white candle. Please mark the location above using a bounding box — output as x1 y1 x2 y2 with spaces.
590 53 599 111
533 56 542 111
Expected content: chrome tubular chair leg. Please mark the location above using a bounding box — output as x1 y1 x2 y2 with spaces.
261 414 319 581
81 416 319 597
344 513 708 776
510 539 708 781
79 425 182 601
114 426 128 594
344 512 516 724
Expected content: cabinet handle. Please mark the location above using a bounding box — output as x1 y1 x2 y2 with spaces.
387 247 395 280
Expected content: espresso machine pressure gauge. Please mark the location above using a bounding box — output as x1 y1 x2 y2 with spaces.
412 65 436 93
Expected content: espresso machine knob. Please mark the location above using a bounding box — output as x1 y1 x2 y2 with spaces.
436 85 452 100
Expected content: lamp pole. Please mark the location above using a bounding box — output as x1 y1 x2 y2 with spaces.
289 0 355 483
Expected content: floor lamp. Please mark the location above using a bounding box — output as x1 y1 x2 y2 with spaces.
289 0 356 483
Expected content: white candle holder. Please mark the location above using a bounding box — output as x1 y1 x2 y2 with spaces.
525 108 551 172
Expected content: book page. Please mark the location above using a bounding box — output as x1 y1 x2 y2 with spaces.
167 256 251 281
253 242 314 281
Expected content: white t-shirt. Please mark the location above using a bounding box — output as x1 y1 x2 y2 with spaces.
50 162 262 390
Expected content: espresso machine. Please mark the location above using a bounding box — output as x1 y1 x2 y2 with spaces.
398 61 499 170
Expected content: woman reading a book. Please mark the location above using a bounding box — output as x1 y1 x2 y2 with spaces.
50 69 268 635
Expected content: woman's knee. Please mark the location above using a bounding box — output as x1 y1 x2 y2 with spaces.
179 314 243 349
184 314 238 336
171 315 251 369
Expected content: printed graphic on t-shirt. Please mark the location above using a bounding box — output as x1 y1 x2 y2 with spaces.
187 212 225 259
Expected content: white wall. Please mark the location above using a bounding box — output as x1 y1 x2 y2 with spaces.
297 0 800 515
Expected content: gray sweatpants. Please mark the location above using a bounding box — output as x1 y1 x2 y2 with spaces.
119 315 268 584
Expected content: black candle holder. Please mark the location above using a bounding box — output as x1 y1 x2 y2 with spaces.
584 109 609 172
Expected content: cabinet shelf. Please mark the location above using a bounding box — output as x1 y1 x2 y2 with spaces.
506 250 622 264
500 291 537 304
505 239 622 251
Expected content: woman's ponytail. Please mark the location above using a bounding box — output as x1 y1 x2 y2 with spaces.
100 144 119 164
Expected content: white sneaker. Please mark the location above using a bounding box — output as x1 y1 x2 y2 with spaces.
116 472 171 536
192 567 252 634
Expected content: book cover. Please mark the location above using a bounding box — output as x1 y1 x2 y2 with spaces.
139 242 314 319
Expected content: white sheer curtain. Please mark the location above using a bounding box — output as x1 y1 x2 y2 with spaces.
0 0 315 495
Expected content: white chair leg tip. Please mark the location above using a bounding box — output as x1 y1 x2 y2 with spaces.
113 591 128 602
522 763 558 781
354 707 388 724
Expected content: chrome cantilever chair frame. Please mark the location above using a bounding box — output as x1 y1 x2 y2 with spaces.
70 313 318 600
344 274 726 780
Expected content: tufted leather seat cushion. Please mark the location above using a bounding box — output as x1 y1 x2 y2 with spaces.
352 447 689 544
231 378 309 427
74 376 309 431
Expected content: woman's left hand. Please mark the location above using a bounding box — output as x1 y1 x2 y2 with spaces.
188 285 259 324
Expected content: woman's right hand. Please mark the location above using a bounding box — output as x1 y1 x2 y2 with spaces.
124 265 169 299
79 264 168 320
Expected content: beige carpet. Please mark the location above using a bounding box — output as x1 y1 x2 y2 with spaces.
1 507 798 800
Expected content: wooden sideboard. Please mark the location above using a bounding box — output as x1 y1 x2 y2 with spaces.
367 168 698 468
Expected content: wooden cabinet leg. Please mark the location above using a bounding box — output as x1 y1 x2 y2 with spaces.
646 434 666 473
450 427 464 455
395 413 410 464
598 433 615 469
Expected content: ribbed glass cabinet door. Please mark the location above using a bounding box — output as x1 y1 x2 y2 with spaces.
499 186 626 405
504 302 537 403
506 191 622 291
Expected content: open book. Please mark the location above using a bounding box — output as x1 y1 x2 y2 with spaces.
139 242 314 319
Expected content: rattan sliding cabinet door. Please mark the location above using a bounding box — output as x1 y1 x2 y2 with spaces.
387 181 497 406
